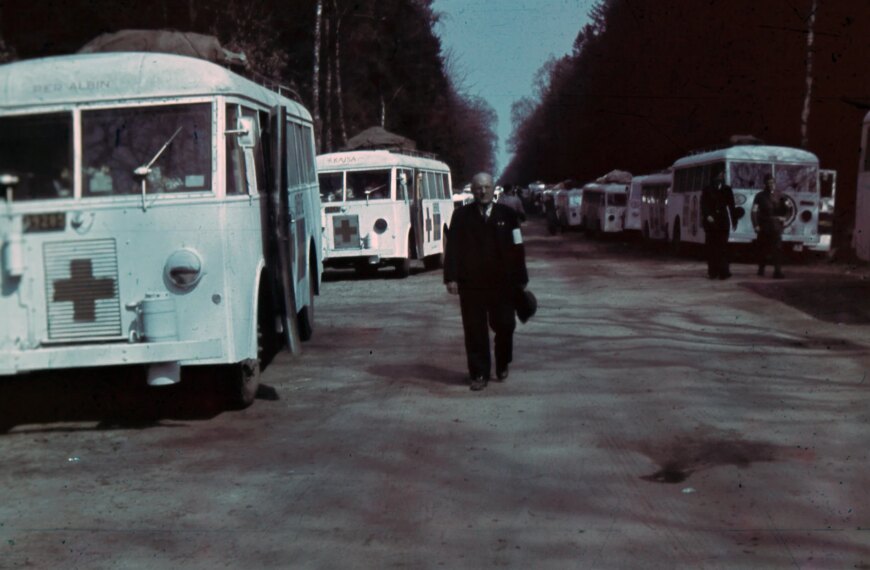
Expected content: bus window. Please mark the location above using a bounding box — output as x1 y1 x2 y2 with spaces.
243 108 263 195
0 112 73 200
82 103 212 197
776 164 817 193
225 105 246 195
608 192 627 206
441 173 450 198
419 171 430 199
434 172 444 198
285 121 302 187
318 172 343 202
301 125 316 183
347 169 390 201
426 172 438 199
397 169 411 201
730 162 772 189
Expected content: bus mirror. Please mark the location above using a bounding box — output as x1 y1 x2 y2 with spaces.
226 117 256 148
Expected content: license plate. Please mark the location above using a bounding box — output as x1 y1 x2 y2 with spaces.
23 212 66 232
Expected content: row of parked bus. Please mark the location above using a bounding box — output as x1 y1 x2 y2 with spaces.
0 49 461 408
531 142 837 255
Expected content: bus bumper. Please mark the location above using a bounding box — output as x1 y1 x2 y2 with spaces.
0 338 223 375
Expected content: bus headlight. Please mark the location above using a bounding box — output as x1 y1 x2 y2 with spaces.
373 218 388 234
800 210 812 223
734 194 747 205
164 248 203 290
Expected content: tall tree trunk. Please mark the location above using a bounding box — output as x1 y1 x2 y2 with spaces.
312 0 323 151
333 2 348 146
800 0 817 149
324 12 333 152
188 0 197 26
380 94 386 128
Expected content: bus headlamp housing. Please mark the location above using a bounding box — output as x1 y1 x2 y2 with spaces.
734 194 747 205
164 248 203 290
373 218 388 234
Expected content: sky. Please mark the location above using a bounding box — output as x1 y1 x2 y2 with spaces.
432 0 594 177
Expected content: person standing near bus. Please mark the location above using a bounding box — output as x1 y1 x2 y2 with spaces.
701 167 738 279
752 174 786 278
444 172 529 391
498 184 527 222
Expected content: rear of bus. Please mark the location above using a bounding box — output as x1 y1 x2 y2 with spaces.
602 184 628 233
625 179 643 232
637 173 672 241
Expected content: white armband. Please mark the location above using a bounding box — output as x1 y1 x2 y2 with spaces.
512 228 523 244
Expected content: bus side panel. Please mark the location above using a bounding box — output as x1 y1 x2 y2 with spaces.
223 198 265 364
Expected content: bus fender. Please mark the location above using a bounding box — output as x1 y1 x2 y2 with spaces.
248 259 268 360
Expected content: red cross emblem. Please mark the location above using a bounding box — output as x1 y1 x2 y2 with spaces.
53 259 116 322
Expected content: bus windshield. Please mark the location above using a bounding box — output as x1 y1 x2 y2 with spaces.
730 162 773 190
608 192 627 206
319 172 344 202
0 112 73 201
82 103 212 197
347 169 391 201
776 164 817 193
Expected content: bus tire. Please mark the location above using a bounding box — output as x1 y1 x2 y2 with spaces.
225 322 262 410
395 236 413 278
297 262 316 342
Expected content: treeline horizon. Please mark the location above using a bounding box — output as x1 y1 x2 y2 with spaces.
503 0 870 246
0 0 497 185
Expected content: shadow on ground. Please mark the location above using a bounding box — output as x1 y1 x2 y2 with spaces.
740 273 870 324
0 366 277 433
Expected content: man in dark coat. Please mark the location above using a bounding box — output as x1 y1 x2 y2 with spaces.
700 168 738 279
752 174 787 278
444 172 529 391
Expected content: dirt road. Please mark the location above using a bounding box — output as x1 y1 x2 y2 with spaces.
1 221 869 569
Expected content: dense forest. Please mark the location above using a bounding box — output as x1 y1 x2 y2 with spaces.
0 0 497 184
503 0 870 246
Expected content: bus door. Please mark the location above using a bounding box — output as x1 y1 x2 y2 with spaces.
265 105 301 354
410 170 425 259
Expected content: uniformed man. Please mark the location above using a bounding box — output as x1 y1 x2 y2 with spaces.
444 172 529 391
700 167 738 279
752 174 786 278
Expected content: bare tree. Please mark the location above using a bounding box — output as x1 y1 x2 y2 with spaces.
312 0 323 151
333 0 348 147
800 0 818 148
324 9 333 151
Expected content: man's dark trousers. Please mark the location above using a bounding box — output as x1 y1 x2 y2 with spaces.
458 288 515 379
705 230 731 278
757 231 783 274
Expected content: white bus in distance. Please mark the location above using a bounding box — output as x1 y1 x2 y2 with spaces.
0 52 322 409
580 182 628 236
317 150 452 277
553 181 584 230
666 145 821 250
632 171 673 241
855 109 870 260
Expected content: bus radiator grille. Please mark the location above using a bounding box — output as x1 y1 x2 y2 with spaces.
43 239 122 340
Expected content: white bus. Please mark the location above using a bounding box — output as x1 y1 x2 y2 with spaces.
317 150 452 277
667 145 821 250
856 111 870 260
553 182 584 230
0 52 322 409
632 172 672 241
581 182 628 235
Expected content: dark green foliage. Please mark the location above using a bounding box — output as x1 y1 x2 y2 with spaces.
0 0 495 184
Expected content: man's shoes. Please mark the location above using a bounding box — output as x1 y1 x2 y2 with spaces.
707 274 718 280
496 366 509 381
469 376 488 391
757 266 765 277
772 271 785 279
718 272 732 280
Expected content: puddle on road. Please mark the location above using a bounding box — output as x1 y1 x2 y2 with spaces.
634 436 790 484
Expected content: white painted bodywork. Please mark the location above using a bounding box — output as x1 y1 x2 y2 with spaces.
581 183 628 234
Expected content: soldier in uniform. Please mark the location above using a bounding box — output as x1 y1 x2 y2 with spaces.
700 167 738 279
444 172 529 391
752 174 786 278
